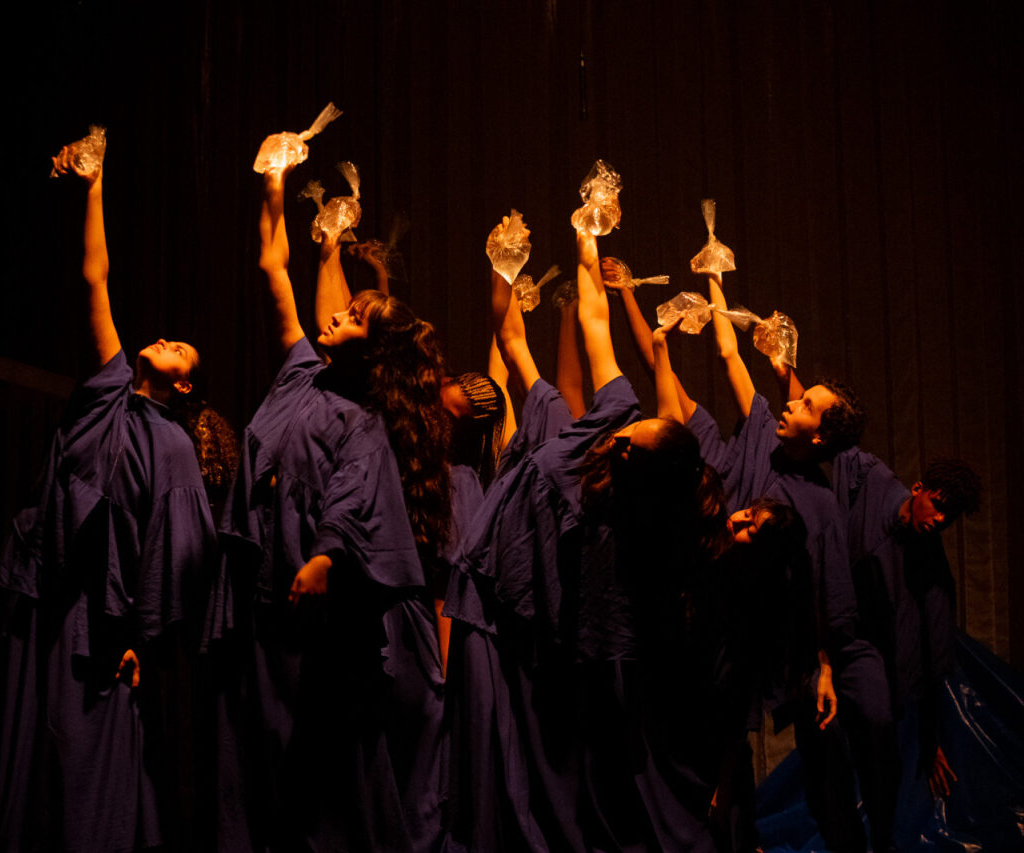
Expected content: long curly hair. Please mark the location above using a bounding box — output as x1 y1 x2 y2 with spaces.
341 290 453 559
168 353 240 509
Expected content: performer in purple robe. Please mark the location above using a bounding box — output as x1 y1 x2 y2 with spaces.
214 149 449 853
685 273 896 853
1 138 217 853
444 216 725 851
833 450 980 844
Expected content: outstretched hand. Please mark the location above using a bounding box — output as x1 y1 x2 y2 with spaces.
600 257 628 292
652 314 686 345
288 554 332 608
816 665 838 729
51 145 100 183
347 241 385 269
116 649 141 688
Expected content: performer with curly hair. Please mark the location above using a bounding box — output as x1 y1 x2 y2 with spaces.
213 145 449 853
0 136 219 853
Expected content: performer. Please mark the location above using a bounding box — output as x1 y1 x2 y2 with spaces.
214 150 447 853
687 273 897 853
0 140 218 853
445 217 724 851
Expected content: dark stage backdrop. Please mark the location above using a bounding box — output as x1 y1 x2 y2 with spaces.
3 0 1022 668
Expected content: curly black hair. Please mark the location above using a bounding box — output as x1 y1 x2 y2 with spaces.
921 457 981 518
815 378 866 457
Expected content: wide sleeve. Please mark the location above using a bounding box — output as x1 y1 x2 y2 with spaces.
687 403 732 476
497 378 575 476
313 441 423 589
720 393 779 511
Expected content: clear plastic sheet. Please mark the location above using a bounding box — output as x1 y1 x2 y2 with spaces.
513 265 560 313
602 256 669 291
486 210 532 284
50 125 106 179
656 291 714 333
571 159 623 236
690 198 736 275
298 161 362 243
551 279 579 309
252 102 342 174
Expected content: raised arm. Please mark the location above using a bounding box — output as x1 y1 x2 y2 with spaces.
602 259 694 419
487 335 517 452
315 232 351 332
707 274 756 418
575 232 621 392
259 167 305 356
555 297 586 418
492 268 541 396
52 148 121 370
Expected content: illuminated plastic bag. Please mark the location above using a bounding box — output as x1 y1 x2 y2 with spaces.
513 265 560 313
253 102 342 174
486 210 532 284
752 311 798 367
690 198 736 275
50 125 106 179
656 292 714 333
298 161 362 243
571 160 622 235
551 279 579 309
602 256 669 291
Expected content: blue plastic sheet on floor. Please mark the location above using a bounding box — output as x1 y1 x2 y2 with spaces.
754 632 1024 852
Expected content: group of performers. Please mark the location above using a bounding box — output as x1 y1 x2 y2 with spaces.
0 129 980 853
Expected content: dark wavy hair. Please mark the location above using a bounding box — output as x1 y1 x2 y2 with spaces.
343 290 453 558
921 457 981 518
168 352 240 507
816 378 866 458
744 498 807 565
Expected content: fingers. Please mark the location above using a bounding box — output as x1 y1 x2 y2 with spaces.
115 650 141 688
288 577 301 608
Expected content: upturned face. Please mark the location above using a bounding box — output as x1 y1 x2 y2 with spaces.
136 339 198 393
775 384 837 451
727 506 772 546
318 302 371 350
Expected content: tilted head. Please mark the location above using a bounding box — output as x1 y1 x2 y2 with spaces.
728 498 807 561
903 457 981 535
776 379 865 461
135 339 200 399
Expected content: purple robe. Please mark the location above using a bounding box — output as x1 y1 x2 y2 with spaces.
214 338 443 853
834 446 956 809
445 376 718 851
495 378 575 481
1 350 217 853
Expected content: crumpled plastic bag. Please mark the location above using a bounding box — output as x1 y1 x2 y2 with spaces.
551 279 579 309
690 198 736 275
571 160 622 236
50 125 106 179
486 210 532 284
713 304 800 367
656 292 714 333
253 102 342 174
363 213 411 280
513 265 560 313
752 310 798 367
602 256 669 291
298 161 362 243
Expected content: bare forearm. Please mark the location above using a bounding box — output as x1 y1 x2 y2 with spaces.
556 305 586 418
315 240 350 331
708 275 754 417
82 175 120 367
492 270 539 394
653 338 684 423
259 173 304 352
620 288 656 375
576 232 621 390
